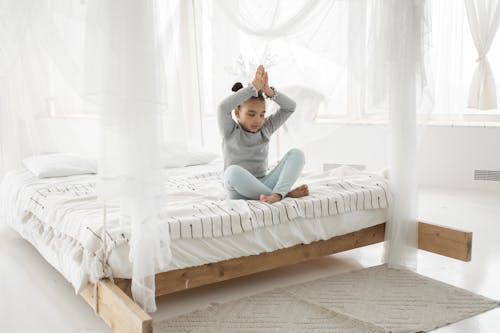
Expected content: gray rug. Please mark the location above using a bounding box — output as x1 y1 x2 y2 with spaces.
154 265 499 333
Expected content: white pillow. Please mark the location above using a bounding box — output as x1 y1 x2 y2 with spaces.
161 144 218 168
184 150 219 166
23 153 97 178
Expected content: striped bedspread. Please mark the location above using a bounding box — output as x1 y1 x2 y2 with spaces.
1 165 391 250
162 169 390 240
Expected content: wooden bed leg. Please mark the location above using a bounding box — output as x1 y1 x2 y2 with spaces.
80 279 152 333
418 221 472 261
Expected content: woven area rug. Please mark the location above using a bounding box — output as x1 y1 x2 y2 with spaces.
154 265 499 333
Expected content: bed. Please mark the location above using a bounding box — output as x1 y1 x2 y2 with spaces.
0 160 472 333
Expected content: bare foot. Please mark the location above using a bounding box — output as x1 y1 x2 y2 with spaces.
285 184 309 198
260 193 282 204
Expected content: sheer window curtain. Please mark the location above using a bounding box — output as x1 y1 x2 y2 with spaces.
464 0 500 110
429 0 466 118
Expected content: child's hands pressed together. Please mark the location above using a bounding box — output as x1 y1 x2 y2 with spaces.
263 70 275 98
252 65 275 97
252 65 266 91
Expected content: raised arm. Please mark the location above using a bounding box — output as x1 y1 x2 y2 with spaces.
260 70 296 136
261 90 297 136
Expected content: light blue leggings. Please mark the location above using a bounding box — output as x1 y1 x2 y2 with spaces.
223 148 305 200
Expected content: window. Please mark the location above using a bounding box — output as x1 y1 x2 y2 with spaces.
429 0 500 121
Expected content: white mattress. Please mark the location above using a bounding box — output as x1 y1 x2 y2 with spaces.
0 161 390 293
108 208 388 278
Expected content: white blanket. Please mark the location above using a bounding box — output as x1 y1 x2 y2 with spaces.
0 162 391 292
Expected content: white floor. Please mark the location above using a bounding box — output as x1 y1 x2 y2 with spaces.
1 186 499 333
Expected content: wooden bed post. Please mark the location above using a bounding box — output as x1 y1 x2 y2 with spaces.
418 221 472 261
80 280 152 333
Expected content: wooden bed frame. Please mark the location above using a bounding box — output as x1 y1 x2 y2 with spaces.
79 221 472 333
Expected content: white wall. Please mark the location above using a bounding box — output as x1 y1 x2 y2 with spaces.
291 123 500 191
37 117 500 191
418 125 500 190
204 117 500 191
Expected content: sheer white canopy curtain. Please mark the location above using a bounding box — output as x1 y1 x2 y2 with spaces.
0 0 190 312
1 0 430 312
0 1 54 177
368 0 429 270
464 0 500 110
213 0 348 147
214 0 430 269
158 0 204 150
84 0 171 313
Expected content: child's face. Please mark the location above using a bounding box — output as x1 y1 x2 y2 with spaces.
235 99 266 133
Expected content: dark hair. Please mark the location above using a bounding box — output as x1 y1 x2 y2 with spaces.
232 82 244 92
232 82 264 103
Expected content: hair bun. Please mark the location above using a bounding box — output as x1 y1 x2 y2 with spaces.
232 82 244 92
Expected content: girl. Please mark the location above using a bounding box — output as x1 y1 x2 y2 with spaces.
218 65 309 204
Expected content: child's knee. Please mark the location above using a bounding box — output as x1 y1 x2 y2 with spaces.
223 166 250 199
223 165 245 186
287 148 305 164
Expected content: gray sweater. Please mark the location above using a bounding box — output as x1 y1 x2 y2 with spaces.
218 85 296 177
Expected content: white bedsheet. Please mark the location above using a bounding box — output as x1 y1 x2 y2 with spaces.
109 208 388 278
0 161 391 293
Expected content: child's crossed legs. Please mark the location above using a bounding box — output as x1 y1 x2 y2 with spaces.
223 148 309 203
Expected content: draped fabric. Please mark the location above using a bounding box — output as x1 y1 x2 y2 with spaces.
0 0 433 311
212 0 349 149
84 0 170 312
464 0 500 110
0 0 172 312
0 1 53 176
213 0 430 270
368 0 428 270
430 0 467 117
216 0 336 38
0 0 89 175
159 0 204 149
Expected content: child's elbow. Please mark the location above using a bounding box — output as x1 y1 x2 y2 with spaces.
218 101 231 114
